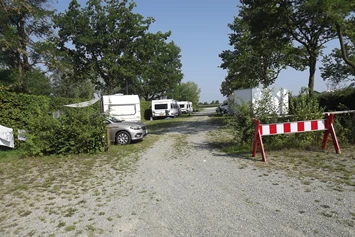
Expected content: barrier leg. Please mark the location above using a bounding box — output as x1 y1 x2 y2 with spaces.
322 115 330 150
252 119 267 162
252 119 260 157
322 114 341 154
328 114 341 154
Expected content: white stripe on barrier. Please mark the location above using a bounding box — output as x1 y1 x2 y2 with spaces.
260 119 327 136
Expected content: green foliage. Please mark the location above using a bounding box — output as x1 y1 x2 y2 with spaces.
173 82 201 109
141 100 152 121
318 87 355 144
223 0 338 95
319 87 355 111
0 0 55 90
39 107 106 156
0 89 106 155
54 0 182 97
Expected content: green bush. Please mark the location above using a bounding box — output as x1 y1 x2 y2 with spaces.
141 100 152 121
0 88 106 156
318 87 355 144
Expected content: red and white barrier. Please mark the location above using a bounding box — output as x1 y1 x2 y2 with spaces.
252 113 341 162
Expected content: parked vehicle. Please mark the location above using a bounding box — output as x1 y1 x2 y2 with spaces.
177 101 193 114
152 99 180 118
217 103 229 114
101 94 141 122
105 117 148 145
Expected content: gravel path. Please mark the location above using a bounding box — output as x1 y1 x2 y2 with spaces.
105 108 355 237
1 107 354 236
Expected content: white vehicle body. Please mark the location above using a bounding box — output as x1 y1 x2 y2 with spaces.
152 99 180 118
101 94 141 122
230 88 289 115
178 101 193 114
187 102 193 114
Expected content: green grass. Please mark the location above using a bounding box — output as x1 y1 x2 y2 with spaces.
207 121 355 188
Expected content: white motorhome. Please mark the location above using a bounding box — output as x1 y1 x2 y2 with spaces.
178 101 193 114
101 94 141 122
152 99 180 118
230 88 289 115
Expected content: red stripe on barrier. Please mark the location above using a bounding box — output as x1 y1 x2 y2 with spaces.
270 124 277 134
298 122 304 132
311 121 318 130
260 125 263 135
284 123 291 133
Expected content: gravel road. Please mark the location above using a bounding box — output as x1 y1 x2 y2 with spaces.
1 107 354 236
106 107 354 237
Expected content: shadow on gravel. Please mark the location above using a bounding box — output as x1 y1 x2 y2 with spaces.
189 140 262 162
147 119 220 135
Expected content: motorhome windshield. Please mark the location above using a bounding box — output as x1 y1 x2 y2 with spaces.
155 104 168 110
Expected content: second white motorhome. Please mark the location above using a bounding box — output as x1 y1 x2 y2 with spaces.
178 101 193 114
101 94 141 122
152 99 180 118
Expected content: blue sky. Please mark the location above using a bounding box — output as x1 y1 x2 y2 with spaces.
55 0 334 103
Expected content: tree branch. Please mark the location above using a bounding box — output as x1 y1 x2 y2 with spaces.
336 23 355 70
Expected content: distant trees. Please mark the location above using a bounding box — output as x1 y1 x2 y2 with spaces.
173 82 201 107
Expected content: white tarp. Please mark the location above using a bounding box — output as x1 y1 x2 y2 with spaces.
64 97 100 108
0 125 14 148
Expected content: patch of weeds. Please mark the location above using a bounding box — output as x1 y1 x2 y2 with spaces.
302 180 311 185
99 212 105 216
304 188 311 192
65 225 75 232
18 210 32 217
85 224 96 233
299 210 305 214
57 221 66 228
131 211 137 215
77 199 87 205
107 217 113 221
345 220 354 227
321 205 330 209
26 230 36 236
63 207 77 217
321 211 334 218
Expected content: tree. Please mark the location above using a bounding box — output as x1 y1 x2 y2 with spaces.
0 0 54 92
316 0 355 70
239 0 337 94
219 16 292 96
134 34 183 100
321 46 355 86
54 0 182 97
174 81 201 107
317 0 355 86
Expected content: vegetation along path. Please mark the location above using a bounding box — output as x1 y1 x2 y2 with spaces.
1 107 354 236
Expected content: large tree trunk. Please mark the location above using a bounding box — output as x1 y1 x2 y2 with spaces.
308 55 317 95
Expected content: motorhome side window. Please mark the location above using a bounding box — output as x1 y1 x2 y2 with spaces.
155 104 168 110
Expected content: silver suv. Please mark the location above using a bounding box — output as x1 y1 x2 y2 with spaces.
105 117 148 145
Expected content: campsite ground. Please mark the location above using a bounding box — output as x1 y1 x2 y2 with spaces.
0 107 354 236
